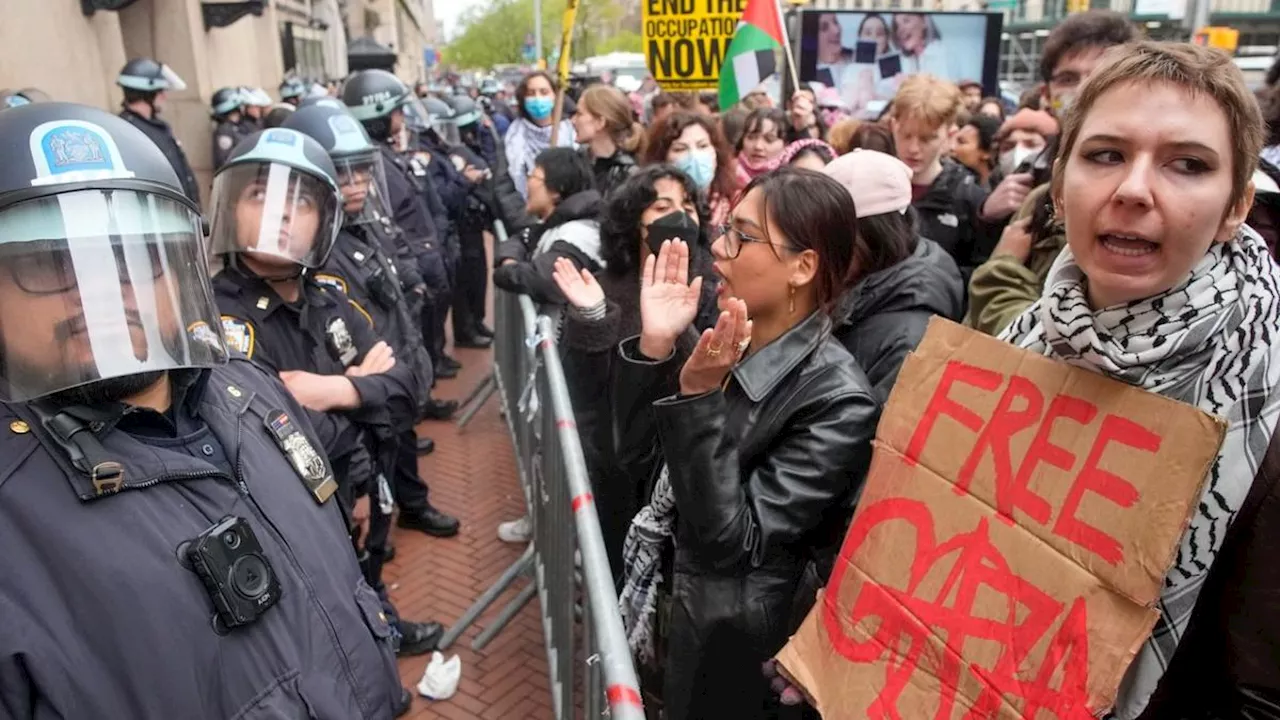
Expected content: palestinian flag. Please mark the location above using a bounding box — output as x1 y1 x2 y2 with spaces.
718 0 785 107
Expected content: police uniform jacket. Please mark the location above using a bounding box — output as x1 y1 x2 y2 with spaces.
213 119 248 170
119 108 201 207
415 133 470 226
361 211 426 293
378 144 439 248
0 360 400 718
316 228 433 412
211 267 417 433
377 146 451 294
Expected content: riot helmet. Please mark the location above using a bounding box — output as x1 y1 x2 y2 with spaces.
0 102 227 402
0 90 32 110
117 58 188 94
262 104 296 129
239 87 272 124
208 129 343 277
443 95 483 130
298 95 348 111
341 70 410 141
211 87 245 119
282 104 392 226
279 77 307 104
17 87 51 103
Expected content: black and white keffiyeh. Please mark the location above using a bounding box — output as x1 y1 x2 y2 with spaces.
618 464 677 665
1000 226 1280 718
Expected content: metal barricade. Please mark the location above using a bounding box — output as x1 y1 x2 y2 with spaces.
447 221 644 720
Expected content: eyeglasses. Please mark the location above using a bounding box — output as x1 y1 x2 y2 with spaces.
2 242 166 295
713 224 801 259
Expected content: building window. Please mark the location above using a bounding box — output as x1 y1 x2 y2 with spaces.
281 22 328 82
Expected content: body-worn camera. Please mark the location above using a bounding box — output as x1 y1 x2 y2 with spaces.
186 516 281 630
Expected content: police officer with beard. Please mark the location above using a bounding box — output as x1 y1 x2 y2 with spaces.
0 102 402 718
281 103 460 537
341 71 460 382
116 58 201 207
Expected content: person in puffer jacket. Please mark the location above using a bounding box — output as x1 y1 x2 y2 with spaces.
494 147 605 305
824 149 965 402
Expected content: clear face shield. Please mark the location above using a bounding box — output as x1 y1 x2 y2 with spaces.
432 117 462 146
402 96 430 135
334 151 392 226
159 64 188 92
0 190 227 402
208 162 343 272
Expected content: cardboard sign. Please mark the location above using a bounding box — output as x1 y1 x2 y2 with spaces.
776 319 1226 720
643 0 743 91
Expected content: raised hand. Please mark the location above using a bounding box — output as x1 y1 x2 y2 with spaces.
638 239 703 360
679 297 751 396
552 257 605 310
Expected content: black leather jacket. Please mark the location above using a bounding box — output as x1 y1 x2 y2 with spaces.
613 311 880 719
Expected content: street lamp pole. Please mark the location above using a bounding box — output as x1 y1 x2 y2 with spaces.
534 0 544 64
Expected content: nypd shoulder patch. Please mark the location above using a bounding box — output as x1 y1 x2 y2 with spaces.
313 273 348 295
187 320 226 353
220 315 256 358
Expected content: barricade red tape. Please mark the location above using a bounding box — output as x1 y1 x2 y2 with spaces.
606 684 643 707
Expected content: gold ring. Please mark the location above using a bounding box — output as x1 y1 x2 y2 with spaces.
706 343 723 357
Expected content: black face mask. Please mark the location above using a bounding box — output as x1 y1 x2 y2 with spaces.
645 210 700 255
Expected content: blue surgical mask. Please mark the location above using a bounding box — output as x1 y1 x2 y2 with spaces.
524 96 554 121
674 149 716 190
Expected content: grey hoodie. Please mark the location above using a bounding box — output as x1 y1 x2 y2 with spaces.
833 238 964 403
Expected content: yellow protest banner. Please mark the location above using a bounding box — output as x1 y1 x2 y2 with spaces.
643 0 744 92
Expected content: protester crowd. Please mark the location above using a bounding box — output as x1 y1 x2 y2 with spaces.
481 9 1280 720
4 7 1280 720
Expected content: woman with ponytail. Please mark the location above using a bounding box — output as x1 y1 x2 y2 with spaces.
573 84 644 198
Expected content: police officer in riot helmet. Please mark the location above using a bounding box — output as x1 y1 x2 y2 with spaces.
211 87 249 170
117 57 201 207
280 77 308 107
282 102 461 537
427 95 498 346
238 86 272 133
404 96 493 350
206 129 448 696
0 101 402 717
446 93 499 168
342 70 463 383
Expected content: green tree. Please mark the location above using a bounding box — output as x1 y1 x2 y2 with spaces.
444 0 568 70
594 30 643 55
445 0 640 70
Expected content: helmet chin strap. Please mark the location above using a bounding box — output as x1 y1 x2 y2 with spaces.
230 253 304 282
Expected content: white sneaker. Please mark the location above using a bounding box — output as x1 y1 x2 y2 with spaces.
497 516 532 543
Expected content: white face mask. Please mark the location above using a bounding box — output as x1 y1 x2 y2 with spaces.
999 145 1039 175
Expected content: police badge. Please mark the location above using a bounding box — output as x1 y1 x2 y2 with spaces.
264 409 337 504
325 317 358 366
219 316 255 357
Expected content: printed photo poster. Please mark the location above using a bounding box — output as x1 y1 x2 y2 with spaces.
798 11 1001 118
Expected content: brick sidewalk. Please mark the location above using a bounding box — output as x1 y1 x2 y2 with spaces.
385 341 555 720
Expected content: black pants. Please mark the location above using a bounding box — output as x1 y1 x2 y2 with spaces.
393 428 430 514
452 228 489 338
417 248 451 364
